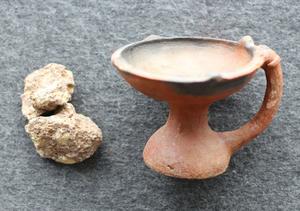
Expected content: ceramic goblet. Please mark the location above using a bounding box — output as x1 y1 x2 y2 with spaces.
112 35 283 179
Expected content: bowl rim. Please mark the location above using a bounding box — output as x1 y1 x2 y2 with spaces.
111 36 265 83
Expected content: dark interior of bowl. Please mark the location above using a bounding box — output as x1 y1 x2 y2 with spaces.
121 38 253 79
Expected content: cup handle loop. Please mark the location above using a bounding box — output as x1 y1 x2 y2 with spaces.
219 44 283 153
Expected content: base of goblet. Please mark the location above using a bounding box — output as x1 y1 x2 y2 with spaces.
143 103 232 179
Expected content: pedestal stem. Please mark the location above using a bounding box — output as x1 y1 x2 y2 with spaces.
167 103 211 134
144 102 231 179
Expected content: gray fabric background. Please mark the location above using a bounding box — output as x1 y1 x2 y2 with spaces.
0 0 299 210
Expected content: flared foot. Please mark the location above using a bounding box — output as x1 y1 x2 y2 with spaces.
143 123 232 179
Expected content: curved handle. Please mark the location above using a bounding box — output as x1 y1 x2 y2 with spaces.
220 43 283 153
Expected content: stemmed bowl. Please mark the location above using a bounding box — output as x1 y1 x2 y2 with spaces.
112 35 283 179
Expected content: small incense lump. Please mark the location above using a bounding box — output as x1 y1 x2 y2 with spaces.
22 63 75 120
21 64 102 164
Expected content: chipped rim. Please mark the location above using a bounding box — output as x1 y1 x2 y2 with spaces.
111 36 266 83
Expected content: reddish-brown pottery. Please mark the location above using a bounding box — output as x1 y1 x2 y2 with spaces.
111 35 283 179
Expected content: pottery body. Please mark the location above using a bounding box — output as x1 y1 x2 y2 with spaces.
112 36 283 179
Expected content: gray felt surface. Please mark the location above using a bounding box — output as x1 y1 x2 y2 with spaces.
0 0 299 210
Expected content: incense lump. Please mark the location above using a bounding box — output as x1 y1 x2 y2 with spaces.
22 64 102 164
25 104 102 164
21 63 74 120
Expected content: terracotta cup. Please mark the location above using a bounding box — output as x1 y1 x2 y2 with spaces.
111 35 283 179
